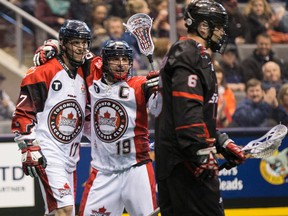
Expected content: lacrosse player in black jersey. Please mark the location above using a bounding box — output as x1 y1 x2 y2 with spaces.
154 1 246 215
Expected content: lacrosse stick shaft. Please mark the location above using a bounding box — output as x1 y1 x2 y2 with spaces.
147 207 160 216
147 54 155 71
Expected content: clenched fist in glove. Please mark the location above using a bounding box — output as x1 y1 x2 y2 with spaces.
33 39 60 66
144 70 159 92
18 139 47 178
216 132 246 169
185 139 219 180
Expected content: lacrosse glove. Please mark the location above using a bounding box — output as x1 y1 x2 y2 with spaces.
144 71 159 91
216 131 246 169
184 138 219 180
33 39 60 66
18 139 47 178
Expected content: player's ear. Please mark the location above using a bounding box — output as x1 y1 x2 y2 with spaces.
59 40 65 51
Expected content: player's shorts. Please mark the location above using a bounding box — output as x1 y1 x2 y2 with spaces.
79 161 157 216
157 162 224 216
38 163 76 215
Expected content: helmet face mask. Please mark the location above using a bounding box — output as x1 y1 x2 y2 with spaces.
101 40 133 83
184 0 228 53
59 20 92 67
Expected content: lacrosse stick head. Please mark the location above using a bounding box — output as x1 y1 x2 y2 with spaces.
242 124 288 158
123 13 155 62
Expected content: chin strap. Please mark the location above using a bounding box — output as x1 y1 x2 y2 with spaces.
56 56 77 79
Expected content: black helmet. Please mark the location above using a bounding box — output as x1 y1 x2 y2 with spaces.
102 40 133 61
58 20 91 68
184 0 228 53
59 19 91 41
101 40 133 81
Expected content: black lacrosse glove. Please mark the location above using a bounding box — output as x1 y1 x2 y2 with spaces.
184 138 219 180
216 131 246 169
143 71 159 92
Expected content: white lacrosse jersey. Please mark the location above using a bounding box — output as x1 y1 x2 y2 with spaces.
86 57 151 173
12 58 87 172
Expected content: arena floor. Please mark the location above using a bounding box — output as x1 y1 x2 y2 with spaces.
122 207 288 216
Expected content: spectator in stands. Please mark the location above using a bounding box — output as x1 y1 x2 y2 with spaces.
108 0 128 19
103 16 124 41
124 0 151 62
18 0 36 34
220 0 248 44
278 83 288 114
262 61 286 93
219 43 246 92
242 0 273 43
270 3 288 34
215 63 237 128
241 33 288 82
153 37 170 70
102 16 149 70
148 0 170 38
70 0 93 28
126 0 150 19
90 3 109 55
175 2 187 37
124 0 153 48
230 78 287 127
34 0 72 31
0 72 15 120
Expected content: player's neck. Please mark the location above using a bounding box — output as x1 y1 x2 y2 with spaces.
186 33 207 48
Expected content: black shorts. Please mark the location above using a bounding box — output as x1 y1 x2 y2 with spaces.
157 162 225 216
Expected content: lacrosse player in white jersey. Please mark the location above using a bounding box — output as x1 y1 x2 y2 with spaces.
32 39 159 216
12 20 91 216
78 40 158 216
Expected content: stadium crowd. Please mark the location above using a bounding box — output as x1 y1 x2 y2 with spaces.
1 0 288 129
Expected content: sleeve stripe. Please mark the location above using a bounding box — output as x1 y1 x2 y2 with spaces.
172 91 203 101
176 123 206 130
176 123 210 139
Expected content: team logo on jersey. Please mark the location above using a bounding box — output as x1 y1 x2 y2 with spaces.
48 99 84 144
93 99 128 143
58 183 72 198
51 80 62 91
91 206 111 216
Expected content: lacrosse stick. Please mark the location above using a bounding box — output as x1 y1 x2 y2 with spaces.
220 124 287 170
123 13 155 71
147 207 160 216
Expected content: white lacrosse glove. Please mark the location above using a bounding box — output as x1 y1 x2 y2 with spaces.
33 39 60 66
18 139 47 178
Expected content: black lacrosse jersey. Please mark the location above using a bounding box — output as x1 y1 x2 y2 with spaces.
154 37 218 180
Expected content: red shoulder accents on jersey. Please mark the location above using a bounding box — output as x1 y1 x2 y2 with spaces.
22 58 61 88
172 91 203 102
85 57 103 86
93 56 103 69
